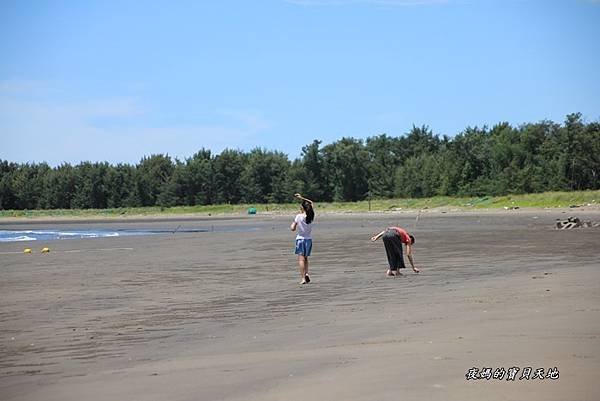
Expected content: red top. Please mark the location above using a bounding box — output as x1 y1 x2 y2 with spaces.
388 226 411 244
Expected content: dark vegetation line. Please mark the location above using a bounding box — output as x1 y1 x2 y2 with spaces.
1 113 599 211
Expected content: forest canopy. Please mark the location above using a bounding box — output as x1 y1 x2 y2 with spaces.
1 113 598 210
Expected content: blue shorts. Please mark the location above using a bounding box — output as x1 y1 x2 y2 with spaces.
294 239 312 257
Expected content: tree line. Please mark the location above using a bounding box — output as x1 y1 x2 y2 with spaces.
1 113 598 210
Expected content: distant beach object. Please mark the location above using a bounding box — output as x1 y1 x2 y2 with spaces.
555 216 599 230
23 248 32 253
247 207 257 215
41 247 50 253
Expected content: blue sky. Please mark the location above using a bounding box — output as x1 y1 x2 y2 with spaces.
1 0 599 165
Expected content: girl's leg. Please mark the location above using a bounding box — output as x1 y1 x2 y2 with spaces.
304 257 310 282
298 255 307 283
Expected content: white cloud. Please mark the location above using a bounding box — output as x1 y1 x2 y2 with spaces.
0 80 270 165
0 79 49 97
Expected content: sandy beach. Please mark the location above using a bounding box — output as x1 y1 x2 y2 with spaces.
1 209 599 401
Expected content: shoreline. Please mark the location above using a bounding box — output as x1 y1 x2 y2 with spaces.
1 205 599 225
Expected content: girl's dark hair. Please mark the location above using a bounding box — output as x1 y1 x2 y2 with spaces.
302 200 315 224
409 235 415 244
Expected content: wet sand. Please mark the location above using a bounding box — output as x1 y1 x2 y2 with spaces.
1 209 599 401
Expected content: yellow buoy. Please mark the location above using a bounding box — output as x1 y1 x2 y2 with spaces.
23 248 32 253
41 247 50 253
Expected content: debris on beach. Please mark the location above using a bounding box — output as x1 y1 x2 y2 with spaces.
555 217 600 230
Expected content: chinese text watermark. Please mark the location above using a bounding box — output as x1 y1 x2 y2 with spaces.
466 367 559 381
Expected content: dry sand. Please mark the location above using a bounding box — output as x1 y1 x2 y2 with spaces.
1 209 599 401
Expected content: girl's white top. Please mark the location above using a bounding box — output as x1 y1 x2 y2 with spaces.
294 213 313 240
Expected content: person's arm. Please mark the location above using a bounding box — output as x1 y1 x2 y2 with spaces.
294 193 314 206
290 221 297 231
405 243 420 273
370 230 386 242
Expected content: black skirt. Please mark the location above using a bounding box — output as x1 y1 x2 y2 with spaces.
382 229 406 270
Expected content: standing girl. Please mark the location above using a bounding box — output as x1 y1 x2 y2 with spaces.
290 193 315 284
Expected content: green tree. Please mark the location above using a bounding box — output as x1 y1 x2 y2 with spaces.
72 162 110 209
444 127 492 196
299 140 330 201
563 113 600 190
12 163 49 209
0 161 18 210
187 149 215 205
136 154 174 206
366 134 400 198
322 138 369 201
213 149 246 204
158 160 190 207
104 164 138 208
395 154 442 198
39 163 77 209
241 148 290 203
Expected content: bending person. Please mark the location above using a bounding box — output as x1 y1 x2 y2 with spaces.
371 226 420 276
